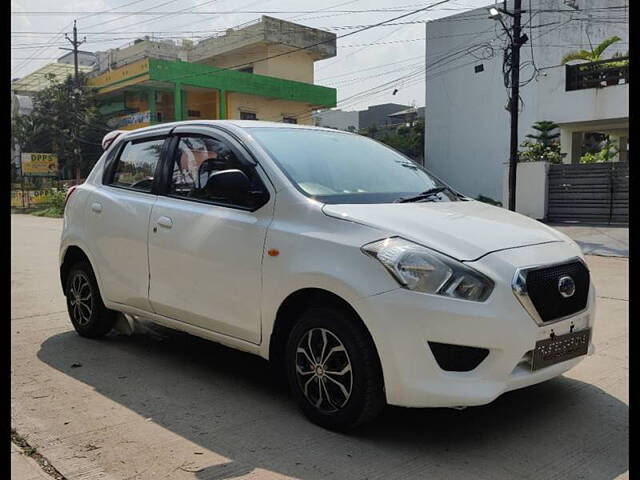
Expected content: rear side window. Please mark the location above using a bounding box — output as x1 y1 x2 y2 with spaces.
110 138 165 192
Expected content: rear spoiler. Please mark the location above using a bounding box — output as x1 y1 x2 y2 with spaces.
101 130 127 150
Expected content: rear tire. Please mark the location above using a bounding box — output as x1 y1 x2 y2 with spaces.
65 261 117 338
285 306 385 431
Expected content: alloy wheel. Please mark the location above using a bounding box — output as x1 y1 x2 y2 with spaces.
69 272 93 327
295 327 353 413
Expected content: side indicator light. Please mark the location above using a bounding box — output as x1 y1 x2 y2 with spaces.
268 249 280 257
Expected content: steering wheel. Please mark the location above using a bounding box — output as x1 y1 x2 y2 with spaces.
130 177 153 190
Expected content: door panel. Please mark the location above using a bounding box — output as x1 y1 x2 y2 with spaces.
148 198 270 343
147 128 274 344
85 186 157 310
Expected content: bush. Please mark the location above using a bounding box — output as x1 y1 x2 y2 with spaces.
30 188 66 218
518 140 565 164
580 139 618 163
40 189 66 209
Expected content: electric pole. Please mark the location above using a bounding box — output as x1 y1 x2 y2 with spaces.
507 0 523 212
64 20 87 181
65 20 86 84
490 1 527 211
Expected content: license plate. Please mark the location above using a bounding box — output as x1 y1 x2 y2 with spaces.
531 328 591 371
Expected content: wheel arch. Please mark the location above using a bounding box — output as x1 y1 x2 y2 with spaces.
268 288 382 380
60 245 97 296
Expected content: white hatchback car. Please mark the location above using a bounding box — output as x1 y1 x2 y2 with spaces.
60 120 596 431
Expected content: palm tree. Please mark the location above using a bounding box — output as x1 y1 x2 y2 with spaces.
526 120 560 147
561 36 623 64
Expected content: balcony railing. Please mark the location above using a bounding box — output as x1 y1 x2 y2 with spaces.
566 57 629 91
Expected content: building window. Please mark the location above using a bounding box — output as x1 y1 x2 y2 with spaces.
282 117 297 124
240 111 257 120
188 110 201 117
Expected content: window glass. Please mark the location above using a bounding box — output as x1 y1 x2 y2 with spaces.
282 117 297 124
240 111 257 120
249 127 458 204
111 138 164 192
170 135 263 208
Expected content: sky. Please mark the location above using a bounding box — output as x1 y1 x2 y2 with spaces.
11 0 493 111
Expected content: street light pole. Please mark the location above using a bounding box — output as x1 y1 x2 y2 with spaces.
507 0 523 212
489 1 527 211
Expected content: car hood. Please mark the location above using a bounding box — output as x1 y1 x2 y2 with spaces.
322 200 565 261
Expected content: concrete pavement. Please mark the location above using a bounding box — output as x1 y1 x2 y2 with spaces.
551 225 629 257
11 214 628 480
11 443 51 480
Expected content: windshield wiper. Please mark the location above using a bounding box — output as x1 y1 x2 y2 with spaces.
395 186 448 203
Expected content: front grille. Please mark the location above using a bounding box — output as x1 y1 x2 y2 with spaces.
428 342 489 372
526 261 589 322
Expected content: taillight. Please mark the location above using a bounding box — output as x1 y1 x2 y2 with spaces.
64 186 78 209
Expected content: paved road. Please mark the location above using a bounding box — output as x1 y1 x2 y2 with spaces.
11 214 628 480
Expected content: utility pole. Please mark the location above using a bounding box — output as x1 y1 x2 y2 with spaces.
65 20 86 84
490 1 527 211
64 20 86 181
507 0 523 212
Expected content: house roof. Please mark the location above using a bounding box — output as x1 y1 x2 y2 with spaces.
388 107 418 117
11 63 92 94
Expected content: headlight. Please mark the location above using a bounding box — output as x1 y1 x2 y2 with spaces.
362 237 494 301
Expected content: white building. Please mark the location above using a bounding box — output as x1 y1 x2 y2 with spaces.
425 0 628 203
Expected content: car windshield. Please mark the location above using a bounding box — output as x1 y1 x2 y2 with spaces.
248 127 460 204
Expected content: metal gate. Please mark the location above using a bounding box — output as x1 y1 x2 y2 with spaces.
547 161 628 225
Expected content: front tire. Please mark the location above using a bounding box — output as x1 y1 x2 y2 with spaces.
65 261 117 338
285 306 385 431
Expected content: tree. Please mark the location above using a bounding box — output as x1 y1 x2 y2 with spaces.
361 119 425 163
525 120 560 147
11 72 110 180
518 120 565 164
561 36 623 64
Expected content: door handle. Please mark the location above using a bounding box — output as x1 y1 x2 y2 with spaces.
91 202 102 213
157 216 173 229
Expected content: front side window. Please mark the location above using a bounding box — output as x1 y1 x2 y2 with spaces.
249 128 459 204
110 138 164 192
169 135 265 208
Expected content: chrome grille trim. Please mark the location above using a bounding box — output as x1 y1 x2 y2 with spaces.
512 256 589 326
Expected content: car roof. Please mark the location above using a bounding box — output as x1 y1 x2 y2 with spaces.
117 119 350 137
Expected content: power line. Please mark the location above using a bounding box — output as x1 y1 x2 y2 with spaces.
120 0 452 89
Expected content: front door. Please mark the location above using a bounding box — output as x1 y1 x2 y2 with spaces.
147 127 274 344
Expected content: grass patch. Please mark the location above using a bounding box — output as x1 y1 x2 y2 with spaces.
31 206 64 218
11 428 67 479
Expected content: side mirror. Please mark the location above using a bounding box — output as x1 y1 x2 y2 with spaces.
203 169 251 199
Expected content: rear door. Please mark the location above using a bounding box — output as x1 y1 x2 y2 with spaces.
147 125 275 343
85 129 171 311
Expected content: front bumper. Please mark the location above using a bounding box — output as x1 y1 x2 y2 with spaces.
354 241 596 408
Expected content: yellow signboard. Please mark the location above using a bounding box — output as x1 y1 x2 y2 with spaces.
11 190 55 207
21 153 59 177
